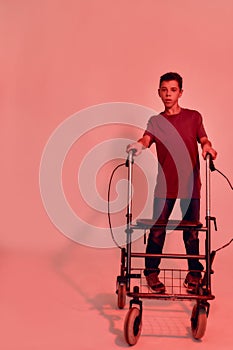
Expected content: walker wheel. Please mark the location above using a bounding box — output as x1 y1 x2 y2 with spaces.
191 304 207 339
124 307 142 346
117 283 126 309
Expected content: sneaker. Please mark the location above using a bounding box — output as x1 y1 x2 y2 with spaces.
184 271 202 294
146 272 166 293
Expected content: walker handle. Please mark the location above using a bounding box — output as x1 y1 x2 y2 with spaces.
126 149 136 167
206 153 215 172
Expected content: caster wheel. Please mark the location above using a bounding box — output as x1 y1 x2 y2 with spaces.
124 307 142 346
191 304 207 339
117 283 126 309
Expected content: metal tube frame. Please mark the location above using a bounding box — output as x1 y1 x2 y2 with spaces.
205 154 212 294
125 150 134 289
124 152 213 296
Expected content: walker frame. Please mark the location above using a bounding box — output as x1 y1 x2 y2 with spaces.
116 152 217 345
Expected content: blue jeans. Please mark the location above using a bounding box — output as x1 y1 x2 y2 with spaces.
145 198 204 275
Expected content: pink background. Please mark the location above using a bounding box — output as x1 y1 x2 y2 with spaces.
1 1 233 349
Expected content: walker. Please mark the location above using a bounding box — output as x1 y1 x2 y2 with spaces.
115 152 218 345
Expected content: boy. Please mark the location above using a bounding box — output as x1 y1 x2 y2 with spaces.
127 72 217 293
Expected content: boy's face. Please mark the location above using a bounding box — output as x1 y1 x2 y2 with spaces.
158 80 183 109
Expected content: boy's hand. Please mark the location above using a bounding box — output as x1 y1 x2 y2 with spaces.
200 136 217 160
202 145 217 160
126 142 143 156
126 135 151 156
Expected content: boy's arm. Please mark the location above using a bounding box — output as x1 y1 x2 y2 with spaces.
200 136 217 159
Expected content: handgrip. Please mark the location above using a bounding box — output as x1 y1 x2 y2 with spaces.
206 153 215 172
125 149 136 167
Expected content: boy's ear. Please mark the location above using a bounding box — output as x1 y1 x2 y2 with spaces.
158 88 161 97
179 89 183 97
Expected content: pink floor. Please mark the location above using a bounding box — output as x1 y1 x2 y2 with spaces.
1 234 232 350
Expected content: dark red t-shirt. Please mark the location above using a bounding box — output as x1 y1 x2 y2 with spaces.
143 108 207 198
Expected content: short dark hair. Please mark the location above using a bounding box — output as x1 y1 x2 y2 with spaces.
159 72 183 90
